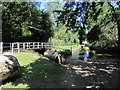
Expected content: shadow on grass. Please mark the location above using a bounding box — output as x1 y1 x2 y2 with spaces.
3 55 120 88
3 58 65 88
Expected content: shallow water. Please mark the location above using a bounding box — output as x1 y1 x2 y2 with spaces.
67 51 120 63
68 51 90 61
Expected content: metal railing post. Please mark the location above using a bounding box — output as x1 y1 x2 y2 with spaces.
10 43 12 50
0 42 3 54
17 42 20 53
23 43 25 50
33 43 35 49
37 42 39 49
12 43 14 53
41 42 44 48
27 43 28 49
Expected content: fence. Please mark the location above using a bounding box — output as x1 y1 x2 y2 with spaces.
0 42 54 53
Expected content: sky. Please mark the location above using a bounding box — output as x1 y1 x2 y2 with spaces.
35 0 64 11
34 1 119 31
35 1 119 11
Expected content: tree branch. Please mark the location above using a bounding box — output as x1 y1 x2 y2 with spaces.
28 26 40 31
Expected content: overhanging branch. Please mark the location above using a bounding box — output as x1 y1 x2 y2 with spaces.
28 26 40 31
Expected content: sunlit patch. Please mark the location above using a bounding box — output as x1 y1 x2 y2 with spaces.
71 84 75 87
96 54 112 56
64 80 67 83
86 86 92 88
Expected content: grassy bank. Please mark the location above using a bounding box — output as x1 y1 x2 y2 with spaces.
3 50 65 88
52 45 80 50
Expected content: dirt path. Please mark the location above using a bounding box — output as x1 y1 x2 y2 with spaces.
0 52 13 55
60 57 120 88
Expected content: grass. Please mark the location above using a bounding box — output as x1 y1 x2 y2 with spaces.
52 45 81 50
14 50 41 66
3 50 65 88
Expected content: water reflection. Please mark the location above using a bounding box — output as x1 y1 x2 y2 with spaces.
71 51 89 61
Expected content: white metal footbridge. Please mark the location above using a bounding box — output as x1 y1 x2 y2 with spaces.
0 42 54 53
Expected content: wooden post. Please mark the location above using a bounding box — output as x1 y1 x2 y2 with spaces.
0 42 3 54
12 43 14 53
17 42 20 53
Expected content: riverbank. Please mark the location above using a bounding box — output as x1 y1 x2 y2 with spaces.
2 50 65 88
52 45 80 50
1 50 120 89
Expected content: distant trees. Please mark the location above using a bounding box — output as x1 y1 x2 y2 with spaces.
2 2 53 42
50 25 79 46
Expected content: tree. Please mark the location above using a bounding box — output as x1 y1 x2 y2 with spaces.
57 2 120 50
2 2 53 42
107 2 120 47
87 2 120 49
58 2 90 43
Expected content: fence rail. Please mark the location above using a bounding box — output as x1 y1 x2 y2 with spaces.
0 42 54 53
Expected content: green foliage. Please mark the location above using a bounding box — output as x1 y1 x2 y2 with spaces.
57 2 119 50
50 25 79 46
87 2 119 50
53 45 80 50
58 2 89 43
2 1 120 51
2 2 53 42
